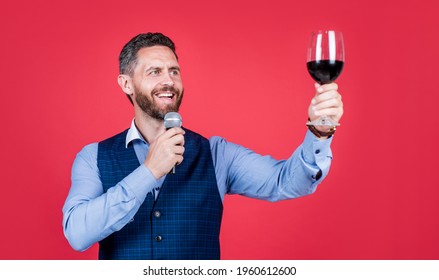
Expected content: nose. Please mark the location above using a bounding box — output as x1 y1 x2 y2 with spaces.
161 71 175 87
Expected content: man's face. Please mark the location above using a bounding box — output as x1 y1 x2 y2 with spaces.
131 46 184 120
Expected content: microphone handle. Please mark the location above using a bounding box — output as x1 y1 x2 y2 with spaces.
164 112 182 175
166 127 178 175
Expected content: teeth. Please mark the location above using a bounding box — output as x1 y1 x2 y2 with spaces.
157 93 174 98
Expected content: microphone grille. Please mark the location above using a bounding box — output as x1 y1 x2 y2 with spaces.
164 112 182 129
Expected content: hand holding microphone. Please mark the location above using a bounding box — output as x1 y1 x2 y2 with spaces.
144 112 184 179
164 112 183 174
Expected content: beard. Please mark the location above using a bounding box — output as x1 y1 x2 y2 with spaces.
134 85 184 120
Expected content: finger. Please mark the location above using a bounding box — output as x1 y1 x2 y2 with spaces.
160 128 185 146
316 83 338 94
175 155 184 166
314 107 344 119
313 91 341 106
173 145 185 156
168 133 185 146
312 96 342 111
165 127 185 137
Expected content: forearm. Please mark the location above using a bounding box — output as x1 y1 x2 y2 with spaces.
62 145 159 251
224 130 332 201
280 130 333 199
64 167 156 251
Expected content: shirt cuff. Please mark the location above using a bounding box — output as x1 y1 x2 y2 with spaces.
119 164 162 204
302 130 333 165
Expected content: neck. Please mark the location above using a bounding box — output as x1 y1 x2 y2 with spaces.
134 107 166 144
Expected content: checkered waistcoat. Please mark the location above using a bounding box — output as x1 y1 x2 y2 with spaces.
97 128 223 259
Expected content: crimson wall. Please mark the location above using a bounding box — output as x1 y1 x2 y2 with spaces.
1 0 438 259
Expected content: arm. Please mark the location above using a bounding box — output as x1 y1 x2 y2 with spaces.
212 130 332 202
212 82 343 201
62 143 159 251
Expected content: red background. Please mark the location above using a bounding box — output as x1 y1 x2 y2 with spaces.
1 0 438 260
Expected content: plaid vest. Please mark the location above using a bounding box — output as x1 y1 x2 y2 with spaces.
97 128 223 259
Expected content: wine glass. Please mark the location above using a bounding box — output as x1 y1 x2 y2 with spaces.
306 30 344 126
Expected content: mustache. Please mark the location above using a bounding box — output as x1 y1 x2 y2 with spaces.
151 86 180 95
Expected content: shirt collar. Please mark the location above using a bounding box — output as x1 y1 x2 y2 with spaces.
125 119 147 148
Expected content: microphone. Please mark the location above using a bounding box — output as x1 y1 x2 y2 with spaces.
164 112 182 174
164 112 182 129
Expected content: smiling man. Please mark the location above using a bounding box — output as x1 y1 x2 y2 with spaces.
62 33 344 260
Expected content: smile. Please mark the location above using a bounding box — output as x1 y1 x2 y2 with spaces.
156 92 175 99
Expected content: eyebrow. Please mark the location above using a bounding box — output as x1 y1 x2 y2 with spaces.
145 66 180 72
169 66 181 72
145 66 160 73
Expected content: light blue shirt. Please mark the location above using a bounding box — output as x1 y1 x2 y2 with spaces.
62 120 333 251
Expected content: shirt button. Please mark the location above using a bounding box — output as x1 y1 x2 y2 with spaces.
153 211 161 218
315 149 321 154
155 235 162 242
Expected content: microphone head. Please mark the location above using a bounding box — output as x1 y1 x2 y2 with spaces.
164 112 182 129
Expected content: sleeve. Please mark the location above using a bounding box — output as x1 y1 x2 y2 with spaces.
62 143 161 251
211 130 333 202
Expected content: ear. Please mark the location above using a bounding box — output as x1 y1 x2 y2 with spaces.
117 74 134 96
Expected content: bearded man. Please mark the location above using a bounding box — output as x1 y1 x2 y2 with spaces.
62 33 343 260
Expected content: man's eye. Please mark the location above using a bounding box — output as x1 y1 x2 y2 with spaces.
148 69 160 75
171 70 180 75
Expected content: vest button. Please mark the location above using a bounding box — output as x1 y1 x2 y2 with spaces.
153 211 161 218
155 235 162 242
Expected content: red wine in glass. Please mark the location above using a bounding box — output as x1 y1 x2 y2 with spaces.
307 60 344 84
306 30 344 126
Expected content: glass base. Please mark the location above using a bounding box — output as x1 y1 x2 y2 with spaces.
307 116 340 127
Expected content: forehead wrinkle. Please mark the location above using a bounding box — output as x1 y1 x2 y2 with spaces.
137 47 178 68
